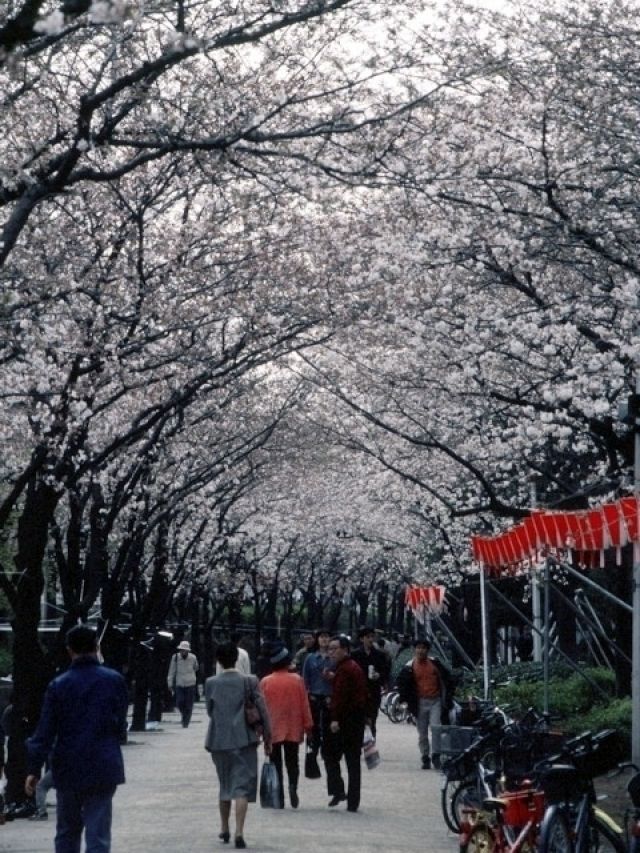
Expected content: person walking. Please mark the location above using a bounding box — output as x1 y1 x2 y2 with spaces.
396 635 455 769
216 633 252 676
351 626 390 740
302 629 333 781
167 640 199 728
25 624 128 853
28 759 53 820
204 641 271 850
260 646 313 809
324 635 367 813
2 695 36 818
292 633 315 674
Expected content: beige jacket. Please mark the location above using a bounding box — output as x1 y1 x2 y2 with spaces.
167 652 198 689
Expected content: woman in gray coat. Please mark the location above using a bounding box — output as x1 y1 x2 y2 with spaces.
205 642 271 849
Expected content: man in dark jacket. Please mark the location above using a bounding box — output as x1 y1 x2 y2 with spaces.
396 635 455 770
26 624 128 852
351 626 390 739
324 635 368 813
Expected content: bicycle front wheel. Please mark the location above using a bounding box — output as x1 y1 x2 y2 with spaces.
448 780 483 833
587 812 626 853
538 805 573 853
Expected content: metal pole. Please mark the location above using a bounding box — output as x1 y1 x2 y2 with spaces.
479 565 491 701
432 612 477 669
633 379 640 767
528 476 543 663
543 558 551 715
532 569 543 662
558 560 632 613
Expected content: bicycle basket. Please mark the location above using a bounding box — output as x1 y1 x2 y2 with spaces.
432 725 478 757
442 748 476 782
540 764 588 804
500 789 546 827
531 730 567 760
501 737 535 783
571 730 623 779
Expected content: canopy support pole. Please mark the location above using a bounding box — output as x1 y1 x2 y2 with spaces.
479 565 491 701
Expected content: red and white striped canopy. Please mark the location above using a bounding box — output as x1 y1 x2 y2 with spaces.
405 584 446 613
470 495 640 575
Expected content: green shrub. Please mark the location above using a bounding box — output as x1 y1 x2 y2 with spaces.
563 697 632 742
456 663 623 742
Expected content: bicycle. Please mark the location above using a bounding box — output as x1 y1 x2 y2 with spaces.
625 766 640 853
459 785 546 853
380 688 414 724
537 730 626 853
442 706 552 834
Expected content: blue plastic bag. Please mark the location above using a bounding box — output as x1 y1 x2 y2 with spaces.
259 758 281 808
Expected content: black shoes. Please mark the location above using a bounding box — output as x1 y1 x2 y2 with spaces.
5 802 36 819
235 837 246 849
289 786 299 809
219 831 230 843
328 794 347 807
421 754 431 770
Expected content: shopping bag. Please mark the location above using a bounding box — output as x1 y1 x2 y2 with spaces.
362 725 380 770
304 742 322 779
259 758 282 808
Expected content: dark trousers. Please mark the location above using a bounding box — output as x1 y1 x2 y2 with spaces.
367 703 380 740
270 741 299 808
309 695 330 755
324 715 366 812
174 685 196 727
56 787 115 853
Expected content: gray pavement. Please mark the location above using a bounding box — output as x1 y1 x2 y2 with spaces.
1 707 456 853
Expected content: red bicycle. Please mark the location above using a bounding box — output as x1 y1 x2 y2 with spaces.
459 785 546 853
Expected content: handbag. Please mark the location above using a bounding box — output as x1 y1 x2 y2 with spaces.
243 677 264 736
259 758 282 808
304 740 322 779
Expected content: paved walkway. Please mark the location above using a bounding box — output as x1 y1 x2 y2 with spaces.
1 707 456 853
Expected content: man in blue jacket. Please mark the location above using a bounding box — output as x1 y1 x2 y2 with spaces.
25 624 128 852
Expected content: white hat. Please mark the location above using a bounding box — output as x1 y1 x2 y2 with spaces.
178 640 191 651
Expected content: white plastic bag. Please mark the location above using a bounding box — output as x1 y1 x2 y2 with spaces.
362 725 380 770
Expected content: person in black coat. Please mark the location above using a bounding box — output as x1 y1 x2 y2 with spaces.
396 636 455 769
351 627 390 739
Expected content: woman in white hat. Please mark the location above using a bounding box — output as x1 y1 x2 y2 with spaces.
167 640 199 727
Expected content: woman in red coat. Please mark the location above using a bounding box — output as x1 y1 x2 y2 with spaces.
260 646 313 808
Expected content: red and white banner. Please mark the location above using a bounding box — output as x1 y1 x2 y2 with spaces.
405 585 446 614
470 495 640 575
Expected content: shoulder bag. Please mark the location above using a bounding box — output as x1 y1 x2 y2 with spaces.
243 677 264 736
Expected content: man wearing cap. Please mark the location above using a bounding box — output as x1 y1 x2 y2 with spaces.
260 646 313 808
351 627 390 740
325 635 368 813
396 636 455 769
167 640 199 728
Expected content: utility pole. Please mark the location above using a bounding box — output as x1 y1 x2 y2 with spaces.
633 389 640 767
480 565 491 701
529 475 543 662
621 386 640 768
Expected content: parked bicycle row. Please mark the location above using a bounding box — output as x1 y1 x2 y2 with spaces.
432 701 640 853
